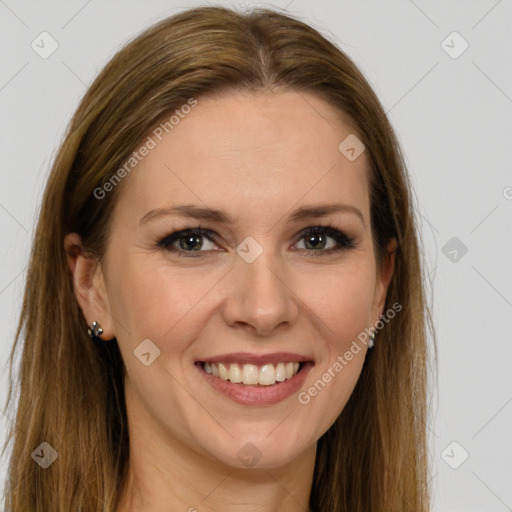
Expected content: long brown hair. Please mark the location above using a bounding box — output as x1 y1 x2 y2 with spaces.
2 5 435 511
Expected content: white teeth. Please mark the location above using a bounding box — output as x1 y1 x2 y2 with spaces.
228 364 242 383
285 362 294 379
275 362 286 382
204 361 302 385
242 364 259 385
259 364 276 386
218 363 229 380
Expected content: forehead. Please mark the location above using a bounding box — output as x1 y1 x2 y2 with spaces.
113 90 370 225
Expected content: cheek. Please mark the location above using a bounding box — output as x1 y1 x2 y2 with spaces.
292 262 375 419
294 259 376 339
108 255 219 352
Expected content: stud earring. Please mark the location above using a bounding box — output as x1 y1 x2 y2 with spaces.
368 332 376 349
87 321 103 339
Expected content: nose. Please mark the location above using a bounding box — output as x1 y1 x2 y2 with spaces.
222 248 299 337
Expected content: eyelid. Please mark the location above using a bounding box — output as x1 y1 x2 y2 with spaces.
157 227 221 252
292 223 355 248
156 222 356 256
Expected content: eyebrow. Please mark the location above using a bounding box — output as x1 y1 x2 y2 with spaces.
139 203 365 227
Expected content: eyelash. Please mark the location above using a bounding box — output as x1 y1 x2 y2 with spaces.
156 222 356 258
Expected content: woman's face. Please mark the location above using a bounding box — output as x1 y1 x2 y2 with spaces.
79 90 395 470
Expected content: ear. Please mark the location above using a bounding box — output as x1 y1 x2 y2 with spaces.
64 232 115 340
371 237 397 323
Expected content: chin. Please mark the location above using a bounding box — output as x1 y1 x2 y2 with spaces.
195 426 315 470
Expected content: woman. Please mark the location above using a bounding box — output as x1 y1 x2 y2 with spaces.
2 5 434 511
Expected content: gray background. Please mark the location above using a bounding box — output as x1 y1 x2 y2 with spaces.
1 0 511 510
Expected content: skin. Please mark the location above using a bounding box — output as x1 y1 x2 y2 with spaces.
65 90 396 512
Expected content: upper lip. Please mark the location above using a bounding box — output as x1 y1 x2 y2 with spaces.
197 352 314 365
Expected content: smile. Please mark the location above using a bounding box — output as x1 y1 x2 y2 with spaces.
195 352 314 406
202 361 302 386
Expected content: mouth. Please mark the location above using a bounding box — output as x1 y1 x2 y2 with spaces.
197 361 306 386
194 353 314 406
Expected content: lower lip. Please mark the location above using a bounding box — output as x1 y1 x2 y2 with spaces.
196 362 314 406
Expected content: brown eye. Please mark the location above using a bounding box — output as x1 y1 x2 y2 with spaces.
294 226 355 256
157 228 220 256
157 225 355 258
